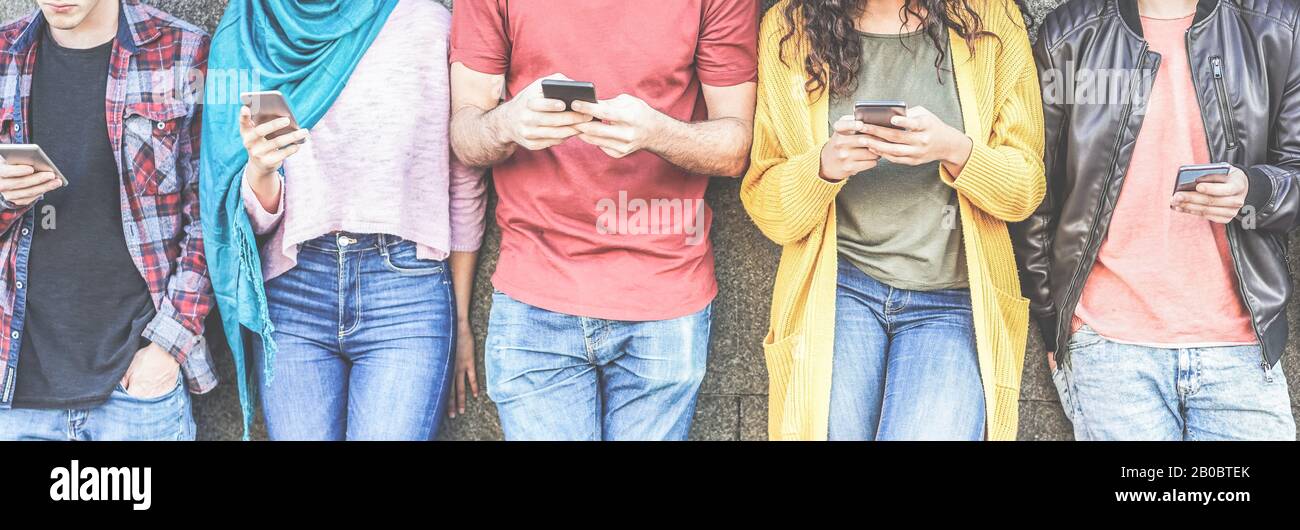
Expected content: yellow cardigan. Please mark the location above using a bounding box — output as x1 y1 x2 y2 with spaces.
741 0 1046 441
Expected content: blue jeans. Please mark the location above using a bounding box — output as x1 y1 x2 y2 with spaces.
255 234 455 441
1052 325 1295 440
828 258 985 440
484 291 711 440
0 372 194 440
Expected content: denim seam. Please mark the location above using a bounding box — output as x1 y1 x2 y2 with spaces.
580 317 598 365
335 248 346 343
340 250 364 337
1065 361 1094 441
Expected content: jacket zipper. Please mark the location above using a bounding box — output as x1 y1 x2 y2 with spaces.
1211 56 1239 150
1056 43 1150 366
1190 40 1267 366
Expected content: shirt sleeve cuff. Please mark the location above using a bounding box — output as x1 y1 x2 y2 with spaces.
142 310 202 364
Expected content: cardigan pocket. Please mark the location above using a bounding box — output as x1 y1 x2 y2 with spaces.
990 286 1030 391
762 331 803 438
986 286 1030 440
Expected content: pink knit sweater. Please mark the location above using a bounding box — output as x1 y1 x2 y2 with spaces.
242 0 486 280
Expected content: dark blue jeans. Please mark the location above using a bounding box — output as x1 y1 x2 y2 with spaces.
255 233 455 441
828 257 984 440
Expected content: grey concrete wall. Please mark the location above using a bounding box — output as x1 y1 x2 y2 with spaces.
3 0 1296 440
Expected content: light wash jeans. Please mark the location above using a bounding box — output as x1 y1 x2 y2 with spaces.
0 372 194 441
255 234 456 441
484 291 711 441
828 258 985 441
1052 324 1295 441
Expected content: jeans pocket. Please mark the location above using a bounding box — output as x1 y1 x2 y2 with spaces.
114 372 184 404
1051 364 1075 423
381 242 444 276
1067 324 1106 351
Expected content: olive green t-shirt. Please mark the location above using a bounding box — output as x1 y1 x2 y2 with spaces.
830 29 967 291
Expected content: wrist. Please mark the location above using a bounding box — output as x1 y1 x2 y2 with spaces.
245 163 278 184
818 143 846 182
488 102 517 147
944 134 974 166
642 108 674 153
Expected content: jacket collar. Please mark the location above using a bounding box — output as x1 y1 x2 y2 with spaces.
1116 0 1220 37
7 0 157 56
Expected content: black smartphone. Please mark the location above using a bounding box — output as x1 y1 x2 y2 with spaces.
1174 162 1233 194
541 80 597 111
854 100 908 130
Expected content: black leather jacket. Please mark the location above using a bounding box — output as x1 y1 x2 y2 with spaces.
1013 0 1300 367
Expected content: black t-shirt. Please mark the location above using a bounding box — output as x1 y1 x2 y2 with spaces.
13 28 155 409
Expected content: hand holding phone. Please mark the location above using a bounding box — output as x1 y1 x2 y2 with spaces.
820 115 882 181
238 92 310 183
497 74 591 151
854 100 908 131
541 80 598 112
1171 162 1249 224
240 91 305 145
1173 162 1233 193
858 105 973 171
0 144 67 207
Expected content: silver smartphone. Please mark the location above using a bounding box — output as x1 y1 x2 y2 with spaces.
239 90 305 145
1174 162 1233 194
0 144 69 187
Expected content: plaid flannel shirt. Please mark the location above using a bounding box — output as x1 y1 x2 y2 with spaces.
0 0 215 406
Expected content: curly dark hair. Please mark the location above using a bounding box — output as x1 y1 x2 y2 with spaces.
780 0 1026 98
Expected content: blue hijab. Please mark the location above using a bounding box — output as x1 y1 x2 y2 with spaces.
200 0 398 438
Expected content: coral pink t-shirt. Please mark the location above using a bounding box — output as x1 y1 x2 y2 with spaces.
1073 15 1256 347
450 0 757 321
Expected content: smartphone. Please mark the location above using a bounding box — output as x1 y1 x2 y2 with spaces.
0 144 69 187
239 90 305 145
541 80 598 111
1174 162 1233 194
854 100 908 130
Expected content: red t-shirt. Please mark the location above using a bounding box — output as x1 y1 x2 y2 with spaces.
451 0 757 320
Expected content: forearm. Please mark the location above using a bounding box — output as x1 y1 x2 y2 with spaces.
146 216 213 361
648 114 752 177
449 251 478 332
245 167 283 215
451 104 517 169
